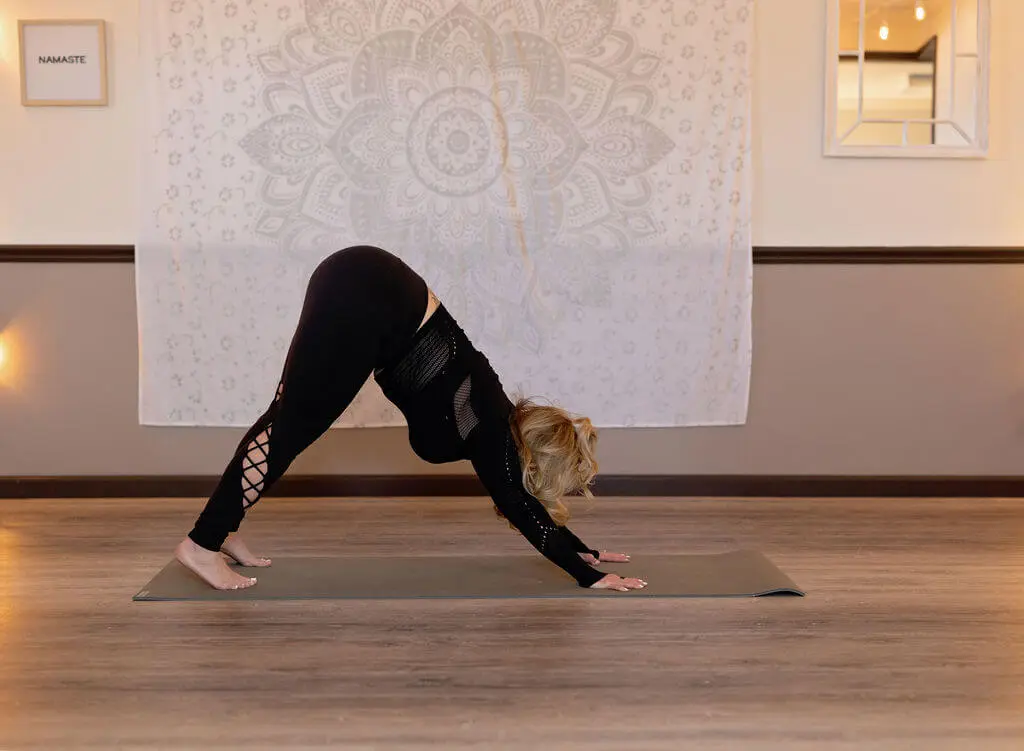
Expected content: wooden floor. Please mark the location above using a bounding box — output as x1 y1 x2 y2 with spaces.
1 496 1022 750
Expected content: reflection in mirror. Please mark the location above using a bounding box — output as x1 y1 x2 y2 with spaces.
826 0 988 157
837 41 936 146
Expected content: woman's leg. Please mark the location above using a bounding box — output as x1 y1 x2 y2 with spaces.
176 345 382 588
176 251 423 589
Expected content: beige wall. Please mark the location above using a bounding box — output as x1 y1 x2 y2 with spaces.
755 1 1022 246
0 1 138 244
1 0 1023 477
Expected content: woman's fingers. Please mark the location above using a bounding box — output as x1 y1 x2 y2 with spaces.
591 574 648 591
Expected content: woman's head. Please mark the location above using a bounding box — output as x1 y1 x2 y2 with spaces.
507 397 599 525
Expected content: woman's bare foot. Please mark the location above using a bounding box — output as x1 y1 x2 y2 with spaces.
175 537 257 590
221 534 272 568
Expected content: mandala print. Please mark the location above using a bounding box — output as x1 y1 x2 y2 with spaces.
240 0 676 340
137 0 752 428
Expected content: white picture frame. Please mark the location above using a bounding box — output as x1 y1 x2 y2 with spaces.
19 19 108 107
823 0 990 159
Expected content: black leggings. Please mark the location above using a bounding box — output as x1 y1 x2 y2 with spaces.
188 246 428 551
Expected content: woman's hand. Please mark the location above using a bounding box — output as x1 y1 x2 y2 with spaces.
589 574 647 592
580 551 631 566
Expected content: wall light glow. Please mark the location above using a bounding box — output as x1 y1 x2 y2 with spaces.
0 329 21 389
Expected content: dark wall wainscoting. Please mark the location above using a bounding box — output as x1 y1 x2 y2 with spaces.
0 245 135 262
2 474 1023 499
2 245 1024 264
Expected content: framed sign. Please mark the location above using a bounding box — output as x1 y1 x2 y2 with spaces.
19 19 108 107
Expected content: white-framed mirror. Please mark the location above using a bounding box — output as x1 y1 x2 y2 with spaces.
824 0 990 158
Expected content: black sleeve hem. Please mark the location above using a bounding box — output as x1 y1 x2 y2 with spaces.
559 525 599 558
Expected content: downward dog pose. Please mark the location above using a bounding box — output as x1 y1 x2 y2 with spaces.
176 246 646 593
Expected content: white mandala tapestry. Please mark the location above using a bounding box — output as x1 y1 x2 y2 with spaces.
136 0 753 428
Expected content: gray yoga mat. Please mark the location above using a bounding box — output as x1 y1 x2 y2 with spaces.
133 550 803 600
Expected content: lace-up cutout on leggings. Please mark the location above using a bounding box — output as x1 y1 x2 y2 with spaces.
188 245 607 588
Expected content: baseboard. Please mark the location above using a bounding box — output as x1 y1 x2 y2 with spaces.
1 474 1023 499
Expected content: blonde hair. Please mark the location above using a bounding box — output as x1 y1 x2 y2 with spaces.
503 397 599 526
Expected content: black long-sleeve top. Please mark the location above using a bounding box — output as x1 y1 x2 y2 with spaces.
374 304 607 587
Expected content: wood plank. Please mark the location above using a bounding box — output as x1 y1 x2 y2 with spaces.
1 497 1022 749
4 473 1024 499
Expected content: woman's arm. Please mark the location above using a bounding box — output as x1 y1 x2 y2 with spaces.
469 427 607 588
558 525 600 558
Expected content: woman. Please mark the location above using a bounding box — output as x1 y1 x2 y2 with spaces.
175 246 647 593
